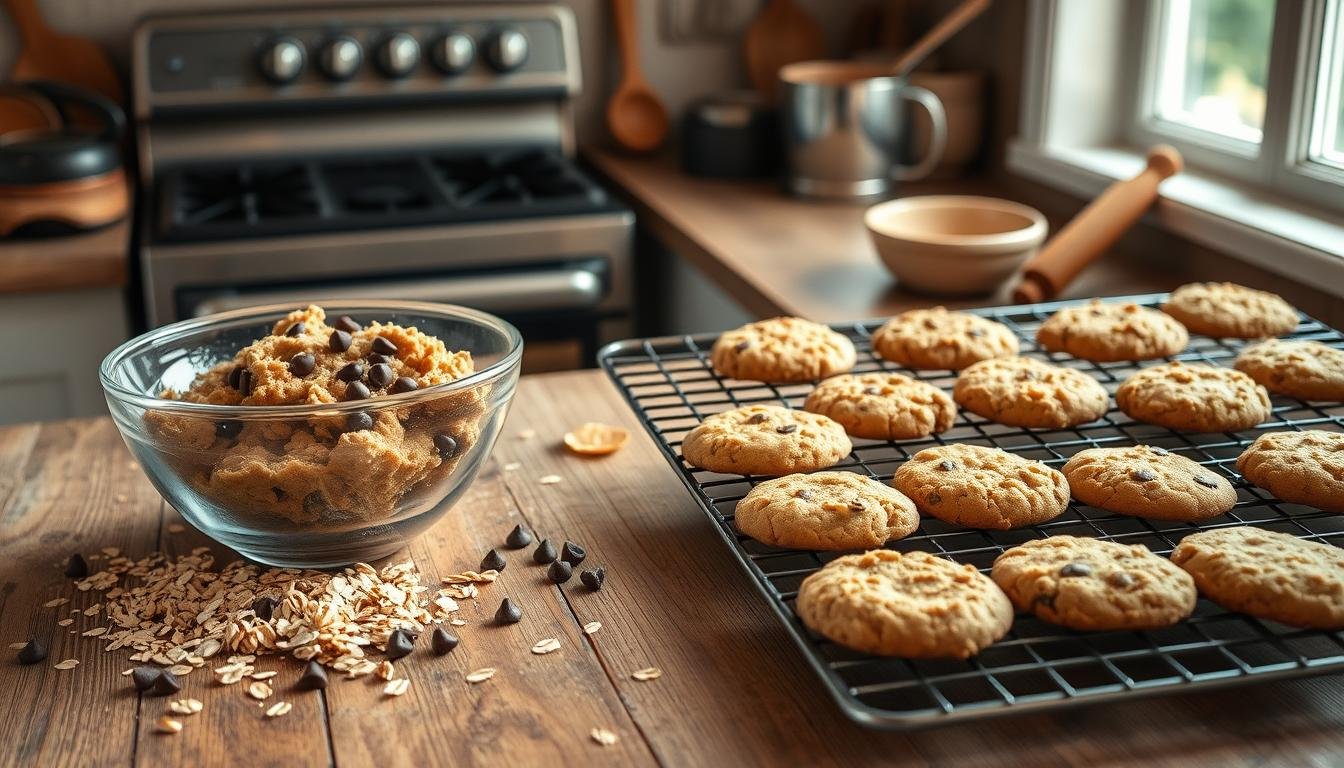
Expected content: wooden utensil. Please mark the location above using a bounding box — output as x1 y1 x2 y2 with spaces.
743 0 825 102
1012 145 1183 304
890 0 992 77
606 0 670 153
5 0 122 104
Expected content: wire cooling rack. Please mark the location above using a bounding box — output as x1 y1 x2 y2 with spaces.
598 293 1344 729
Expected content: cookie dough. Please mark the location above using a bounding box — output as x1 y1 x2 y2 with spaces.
891 444 1070 529
147 305 479 525
1234 339 1344 402
735 472 919 550
1162 282 1299 339
1063 445 1236 521
871 307 1019 370
992 536 1196 631
710 317 856 383
1236 430 1344 512
1116 362 1271 432
953 357 1109 429
681 404 851 476
1036 300 1189 362
802 372 956 441
1172 527 1344 629
795 549 1014 659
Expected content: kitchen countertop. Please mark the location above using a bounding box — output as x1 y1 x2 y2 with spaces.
3 370 1343 766
0 219 129 294
585 151 1179 323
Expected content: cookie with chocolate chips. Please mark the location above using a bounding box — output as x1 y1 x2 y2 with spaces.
870 307 1019 371
681 404 851 476
891 444 1069 529
710 317 856 383
992 536 1196 631
1063 445 1236 521
1116 361 1271 433
735 471 919 550
803 372 956 440
1037 299 1189 362
953 356 1109 429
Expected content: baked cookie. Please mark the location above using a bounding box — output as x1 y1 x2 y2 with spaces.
1036 300 1189 362
681 404 851 476
1236 430 1344 512
1063 446 1236 521
992 536 1196 630
711 317 856 383
795 549 1013 658
891 444 1070 529
1116 362 1271 432
871 307 1019 370
1234 340 1344 402
735 472 919 550
953 357 1109 429
1172 527 1344 629
1162 282 1299 339
803 372 956 441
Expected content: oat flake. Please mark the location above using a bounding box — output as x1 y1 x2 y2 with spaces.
168 698 203 715
583 621 602 635
155 716 183 734
53 659 79 670
383 678 410 696
465 667 496 684
538 474 562 485
591 728 619 746
631 667 662 681
265 701 293 717
248 681 273 700
531 638 561 655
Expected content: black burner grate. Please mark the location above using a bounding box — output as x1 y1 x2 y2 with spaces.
599 294 1344 729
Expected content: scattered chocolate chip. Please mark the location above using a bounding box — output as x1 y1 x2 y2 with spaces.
746 413 768 424
796 489 813 500
336 362 364 383
227 365 244 389
335 315 361 334
284 322 306 337
505 524 533 549
131 664 160 691
389 377 418 394
433 433 458 459
344 381 370 401
239 369 253 396
926 492 942 504
252 596 279 621
1149 446 1171 455
1108 572 1137 588
296 660 328 690
547 560 573 584
366 353 392 366
64 553 89 578
775 424 798 434
863 386 880 395
1193 475 1220 489
329 329 352 353
216 420 243 440
16 639 46 665
371 337 398 356
385 628 415 660
430 627 459 655
289 353 316 378
366 363 394 389
494 597 522 624
557 541 585 566
346 411 374 432
937 459 957 471
847 500 865 512
1059 562 1093 578
734 340 751 352
481 549 507 572
1131 468 1158 482
580 567 606 591
150 670 181 696
533 539 558 564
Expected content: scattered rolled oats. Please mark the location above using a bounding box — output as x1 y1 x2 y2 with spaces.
631 667 662 681
591 728 619 746
502 462 522 472
168 698 203 715
383 678 410 697
538 474 563 485
167 664 194 677
102 547 121 557
465 667 496 684
583 621 602 635
7 642 27 650
376 661 396 681
53 659 79 670
531 638 562 655
450 619 467 627
265 701 292 718
517 429 537 440
155 716 183 734
441 570 499 585
43 597 68 608
247 681 273 700
56 618 73 627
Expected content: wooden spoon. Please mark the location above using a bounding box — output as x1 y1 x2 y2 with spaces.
606 0 670 153
5 0 122 104
890 0 992 77
743 0 826 102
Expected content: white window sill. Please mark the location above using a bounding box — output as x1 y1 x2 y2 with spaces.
1006 140 1344 298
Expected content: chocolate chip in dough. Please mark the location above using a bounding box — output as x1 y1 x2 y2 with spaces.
494 598 522 624
505 525 533 549
1108 572 1137 589
296 660 328 690
329 329 352 353
366 353 392 367
345 411 374 432
336 362 364 383
847 500 865 513
1131 468 1158 482
289 353 316 377
284 322 306 337
430 627 459 655
64 553 89 578
746 413 768 424
533 539 558 564
937 459 957 471
433 433 458 459
366 363 394 390
734 340 750 352
335 315 361 334
863 386 880 395
239 369 253 396
150 671 181 697
389 377 418 394
796 489 813 500
580 567 606 591
385 628 415 660
16 639 46 665
216 420 243 440
481 549 507 572
775 424 797 434
227 365 244 389
547 560 573 584
344 381 370 401
926 492 942 505
560 541 586 566
1193 475 1220 489
1059 562 1093 578
131 665 160 691
251 595 279 621
371 337 398 356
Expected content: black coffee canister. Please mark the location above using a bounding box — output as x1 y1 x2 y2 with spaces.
680 91 779 179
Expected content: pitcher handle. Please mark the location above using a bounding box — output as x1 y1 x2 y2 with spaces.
889 85 947 182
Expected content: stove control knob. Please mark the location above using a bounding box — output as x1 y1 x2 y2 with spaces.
258 37 306 85
319 35 363 81
430 31 475 76
376 32 421 78
486 28 529 72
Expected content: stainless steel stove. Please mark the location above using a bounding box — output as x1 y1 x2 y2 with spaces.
133 4 632 369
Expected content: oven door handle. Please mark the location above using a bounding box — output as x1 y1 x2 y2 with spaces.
190 265 605 318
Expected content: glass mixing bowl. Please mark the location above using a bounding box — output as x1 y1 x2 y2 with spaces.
100 301 522 568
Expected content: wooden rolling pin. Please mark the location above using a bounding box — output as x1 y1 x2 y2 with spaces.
1012 145 1183 304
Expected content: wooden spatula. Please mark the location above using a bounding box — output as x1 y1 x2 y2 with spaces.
743 0 826 102
6 0 122 104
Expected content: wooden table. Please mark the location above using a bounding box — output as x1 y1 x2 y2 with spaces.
0 219 128 294
4 371 1343 767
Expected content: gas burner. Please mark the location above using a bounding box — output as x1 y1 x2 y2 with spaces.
170 165 319 229
323 160 438 214
432 150 596 208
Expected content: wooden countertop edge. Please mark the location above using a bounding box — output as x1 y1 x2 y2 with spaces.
0 219 130 294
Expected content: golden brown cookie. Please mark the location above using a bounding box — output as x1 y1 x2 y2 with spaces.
1234 339 1344 402
1162 282 1299 339
953 357 1109 429
871 307 1019 370
992 536 1196 630
734 472 919 550
1172 527 1344 629
710 317 856 383
802 372 956 441
1036 300 1189 362
891 444 1070 529
1063 445 1236 521
680 404 851 476
1115 362 1271 432
795 550 1013 658
1236 430 1344 512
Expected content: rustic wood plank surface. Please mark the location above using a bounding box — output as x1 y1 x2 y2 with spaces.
2 373 1344 767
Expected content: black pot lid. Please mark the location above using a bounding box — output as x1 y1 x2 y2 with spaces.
0 132 120 185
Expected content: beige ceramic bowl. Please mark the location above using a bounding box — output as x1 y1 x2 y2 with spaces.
865 195 1048 295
